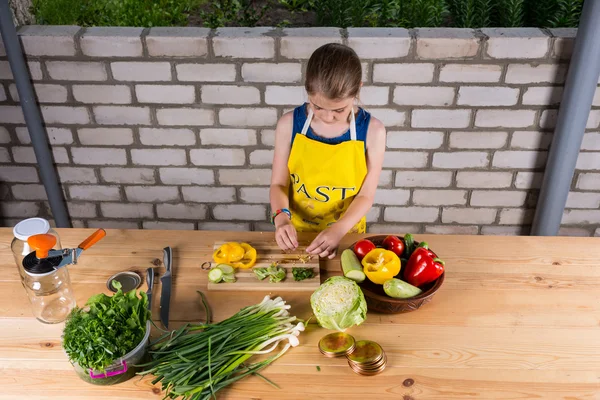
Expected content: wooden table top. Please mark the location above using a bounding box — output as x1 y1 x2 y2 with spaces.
1 228 599 399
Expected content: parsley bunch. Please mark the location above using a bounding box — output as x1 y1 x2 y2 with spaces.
62 281 150 372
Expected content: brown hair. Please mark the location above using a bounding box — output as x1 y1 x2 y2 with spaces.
305 43 362 100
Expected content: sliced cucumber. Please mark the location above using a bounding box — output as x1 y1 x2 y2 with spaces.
345 269 366 283
208 268 223 283
383 278 422 299
215 264 234 274
222 274 236 283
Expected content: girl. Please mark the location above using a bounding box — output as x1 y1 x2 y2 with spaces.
270 43 386 259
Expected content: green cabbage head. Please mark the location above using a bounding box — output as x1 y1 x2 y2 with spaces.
310 276 367 331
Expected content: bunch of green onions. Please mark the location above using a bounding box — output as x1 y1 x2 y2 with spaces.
139 295 304 400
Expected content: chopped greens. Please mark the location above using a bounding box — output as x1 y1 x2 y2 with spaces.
253 264 286 283
292 267 315 281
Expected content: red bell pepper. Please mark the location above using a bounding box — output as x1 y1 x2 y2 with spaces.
403 243 445 288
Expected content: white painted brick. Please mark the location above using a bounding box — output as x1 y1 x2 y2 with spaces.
12 146 69 164
511 131 552 150
199 222 250 231
449 131 507 149
566 192 600 209
156 108 214 126
0 127 10 144
442 207 497 224
362 62 370 83
383 151 428 168
456 171 512 188
78 128 133 146
550 28 577 59
373 64 435 83
492 151 547 169
539 110 557 130
140 128 196 146
46 61 106 81
593 88 600 106
94 106 151 125
111 62 171 82
219 169 272 185
558 227 592 237
483 28 549 59
131 149 186 166
387 131 444 149
475 110 536 128
67 202 97 218
0 61 42 81
261 130 275 146
0 202 39 218
373 189 410 205
576 152 600 170
190 149 245 166
214 28 275 59
379 170 393 187
72 148 127 166
0 106 25 123
242 63 302 82
367 207 381 223
433 152 489 168
146 27 209 57
582 133 600 150
457 86 519 106
369 224 422 234
10 83 68 103
240 187 269 203
499 208 534 225
358 86 389 106
159 168 214 185
416 28 479 59
16 127 73 145
201 85 260 105
125 186 179 202
200 129 257 146
505 64 566 84
0 86 6 101
522 86 564 105
0 148 9 162
439 64 502 83
515 172 543 189
219 108 277 127
254 222 276 232
81 27 143 57
87 220 139 229
136 85 195 104
73 85 131 104
176 64 236 82
101 203 154 219
143 221 195 230
384 207 439 223
280 28 341 59
101 167 155 184
182 187 235 203
57 167 96 183
18 25 78 56
481 226 527 236
214 204 266 221
395 171 452 188
0 168 39 185
412 109 471 128
471 190 527 207
265 86 306 105
250 150 273 165
41 106 90 125
369 108 406 127
577 173 600 190
587 110 600 129
347 28 410 59
595 228 600 237
425 225 479 235
413 189 467 206
70 185 121 201
561 210 600 224
394 86 455 106
11 184 46 200
157 203 207 220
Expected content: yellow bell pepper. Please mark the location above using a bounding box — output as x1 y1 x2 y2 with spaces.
231 243 257 269
213 242 257 269
361 248 401 285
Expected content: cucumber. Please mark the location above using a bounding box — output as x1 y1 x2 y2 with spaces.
222 274 236 283
208 268 223 283
215 264 234 274
341 249 366 283
383 278 422 299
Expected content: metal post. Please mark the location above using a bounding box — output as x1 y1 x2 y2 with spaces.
530 0 600 236
0 1 70 227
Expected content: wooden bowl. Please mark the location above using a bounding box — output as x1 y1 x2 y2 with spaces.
346 235 445 314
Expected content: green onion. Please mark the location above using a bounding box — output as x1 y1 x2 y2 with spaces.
139 295 304 399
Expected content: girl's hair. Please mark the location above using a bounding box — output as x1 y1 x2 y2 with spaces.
305 43 362 100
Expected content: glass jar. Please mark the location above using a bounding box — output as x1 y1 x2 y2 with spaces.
11 218 62 281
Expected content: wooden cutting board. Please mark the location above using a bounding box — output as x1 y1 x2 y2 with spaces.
207 241 321 291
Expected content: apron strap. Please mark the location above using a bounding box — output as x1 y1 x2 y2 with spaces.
300 107 313 136
301 105 358 141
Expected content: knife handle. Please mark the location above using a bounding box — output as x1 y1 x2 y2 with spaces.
79 229 106 251
146 267 154 291
163 247 172 273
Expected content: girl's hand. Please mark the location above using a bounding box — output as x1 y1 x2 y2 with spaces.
306 226 345 259
275 215 298 251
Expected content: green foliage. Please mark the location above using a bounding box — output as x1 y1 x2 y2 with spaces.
200 0 271 28
499 0 525 27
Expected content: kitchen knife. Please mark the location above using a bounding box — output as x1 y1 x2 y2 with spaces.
160 247 173 329
146 267 154 312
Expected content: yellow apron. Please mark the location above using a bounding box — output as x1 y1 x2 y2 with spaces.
288 107 368 233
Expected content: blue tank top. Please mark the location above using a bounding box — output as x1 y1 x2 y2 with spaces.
291 103 371 150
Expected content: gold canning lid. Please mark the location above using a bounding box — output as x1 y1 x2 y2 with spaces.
318 332 356 358
346 340 384 365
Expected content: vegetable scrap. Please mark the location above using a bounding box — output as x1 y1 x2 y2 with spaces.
254 264 286 283
292 267 314 281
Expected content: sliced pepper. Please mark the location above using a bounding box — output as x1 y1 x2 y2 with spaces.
213 242 245 264
231 243 257 269
361 248 401 285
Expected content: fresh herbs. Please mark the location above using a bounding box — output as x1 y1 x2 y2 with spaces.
254 264 287 283
292 267 315 281
62 281 150 372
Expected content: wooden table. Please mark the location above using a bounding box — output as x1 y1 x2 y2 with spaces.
1 228 599 399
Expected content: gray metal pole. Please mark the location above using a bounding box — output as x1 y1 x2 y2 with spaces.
530 0 600 236
0 1 70 227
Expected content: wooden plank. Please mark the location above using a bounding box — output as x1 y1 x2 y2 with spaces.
207 241 320 291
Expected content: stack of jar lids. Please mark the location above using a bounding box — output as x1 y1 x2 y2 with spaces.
318 333 387 376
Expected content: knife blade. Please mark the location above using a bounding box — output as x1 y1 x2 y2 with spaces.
146 267 154 312
160 247 173 329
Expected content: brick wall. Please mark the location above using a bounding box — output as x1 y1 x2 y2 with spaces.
1 26 599 236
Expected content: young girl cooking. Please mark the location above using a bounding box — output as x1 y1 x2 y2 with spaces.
270 43 387 259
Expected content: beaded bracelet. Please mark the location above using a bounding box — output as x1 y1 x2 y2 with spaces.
271 208 291 224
